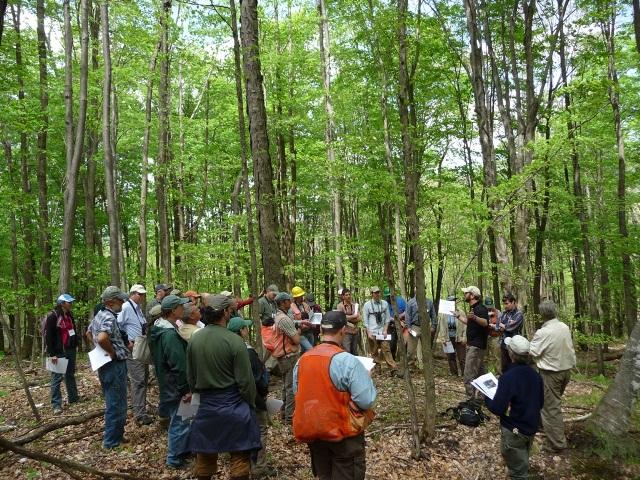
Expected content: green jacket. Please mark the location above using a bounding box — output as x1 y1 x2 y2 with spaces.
149 319 189 411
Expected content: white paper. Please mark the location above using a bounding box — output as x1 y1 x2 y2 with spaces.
311 313 322 325
177 393 200 419
88 344 112 371
46 357 69 374
266 398 284 417
353 303 359 315
471 372 499 400
410 328 419 338
355 356 376 372
196 321 205 329
68 329 76 337
438 300 456 315
443 341 455 354
375 334 392 341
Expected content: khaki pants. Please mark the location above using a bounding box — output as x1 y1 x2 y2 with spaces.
463 345 486 398
406 325 421 364
540 369 571 450
195 451 250 479
277 354 299 423
367 337 397 371
252 409 270 474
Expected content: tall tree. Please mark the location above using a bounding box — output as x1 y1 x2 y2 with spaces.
318 0 343 289
240 0 285 288
156 0 173 281
59 0 89 294
397 0 436 440
101 0 122 286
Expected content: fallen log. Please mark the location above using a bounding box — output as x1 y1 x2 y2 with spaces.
10 409 104 446
0 435 142 480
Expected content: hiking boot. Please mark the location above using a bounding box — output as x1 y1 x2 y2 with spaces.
136 414 154 426
52 407 63 415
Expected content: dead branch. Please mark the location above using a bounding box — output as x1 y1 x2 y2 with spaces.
566 413 592 423
366 423 412 437
10 409 103 446
0 435 143 479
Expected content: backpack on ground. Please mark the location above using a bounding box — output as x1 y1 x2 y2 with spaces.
445 399 487 427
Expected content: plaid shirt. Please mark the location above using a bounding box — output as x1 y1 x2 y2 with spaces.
90 308 130 360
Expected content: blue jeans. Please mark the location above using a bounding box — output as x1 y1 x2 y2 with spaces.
50 349 79 409
166 399 192 466
98 360 128 448
300 335 313 352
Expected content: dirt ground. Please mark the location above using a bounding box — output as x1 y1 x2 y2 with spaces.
0 347 637 480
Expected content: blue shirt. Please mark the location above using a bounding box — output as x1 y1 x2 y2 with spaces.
117 299 145 340
498 308 524 347
293 347 377 410
485 363 544 436
386 296 406 318
405 297 437 329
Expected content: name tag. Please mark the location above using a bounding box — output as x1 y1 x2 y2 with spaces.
68 329 76 337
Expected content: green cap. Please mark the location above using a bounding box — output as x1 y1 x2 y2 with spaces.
206 294 233 311
383 287 391 296
228 317 253 333
101 286 128 303
149 304 162 319
484 297 494 307
161 294 189 310
275 292 292 303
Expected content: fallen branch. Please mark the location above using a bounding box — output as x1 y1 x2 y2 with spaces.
566 413 592 423
10 409 103 446
366 423 411 437
0 435 142 480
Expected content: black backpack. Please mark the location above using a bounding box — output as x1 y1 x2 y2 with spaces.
446 399 487 427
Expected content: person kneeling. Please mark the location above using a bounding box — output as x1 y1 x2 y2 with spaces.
293 311 377 480
484 335 544 480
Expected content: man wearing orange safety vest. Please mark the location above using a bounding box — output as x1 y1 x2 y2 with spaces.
293 311 377 480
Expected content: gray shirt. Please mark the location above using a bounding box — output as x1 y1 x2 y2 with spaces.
363 299 390 336
90 308 130 361
405 297 437 329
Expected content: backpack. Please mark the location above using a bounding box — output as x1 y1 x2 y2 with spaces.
445 400 487 427
40 310 58 338
261 324 295 358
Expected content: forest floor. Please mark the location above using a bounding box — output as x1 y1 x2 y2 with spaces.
0 345 638 480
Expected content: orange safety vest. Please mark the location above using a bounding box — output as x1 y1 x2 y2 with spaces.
293 342 374 443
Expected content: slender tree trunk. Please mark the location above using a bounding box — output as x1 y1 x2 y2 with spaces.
59 0 89 294
157 0 172 281
139 43 160 280
397 0 436 442
101 1 121 286
3 139 20 354
11 5 36 358
602 12 637 335
240 0 285 288
317 0 343 288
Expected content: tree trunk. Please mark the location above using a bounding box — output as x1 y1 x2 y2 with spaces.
240 0 285 288
139 43 160 280
11 5 36 359
397 0 436 441
230 0 261 352
100 1 121 286
588 319 640 436
156 0 172 282
59 0 89 294
602 12 637 335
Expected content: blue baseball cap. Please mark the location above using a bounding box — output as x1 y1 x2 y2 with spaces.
56 293 75 304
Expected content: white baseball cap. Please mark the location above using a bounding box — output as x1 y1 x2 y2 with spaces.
505 335 530 355
129 284 147 295
461 285 481 297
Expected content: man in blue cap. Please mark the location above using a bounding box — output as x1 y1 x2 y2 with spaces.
46 293 79 414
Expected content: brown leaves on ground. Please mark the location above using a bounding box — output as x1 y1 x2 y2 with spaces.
0 353 637 479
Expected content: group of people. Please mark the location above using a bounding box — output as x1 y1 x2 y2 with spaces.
44 280 576 480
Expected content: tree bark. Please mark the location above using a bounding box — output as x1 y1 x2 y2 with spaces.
101 1 121 286
157 0 172 282
397 0 436 441
317 0 343 289
602 11 637 335
240 0 285 288
59 0 89 294
139 43 160 280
